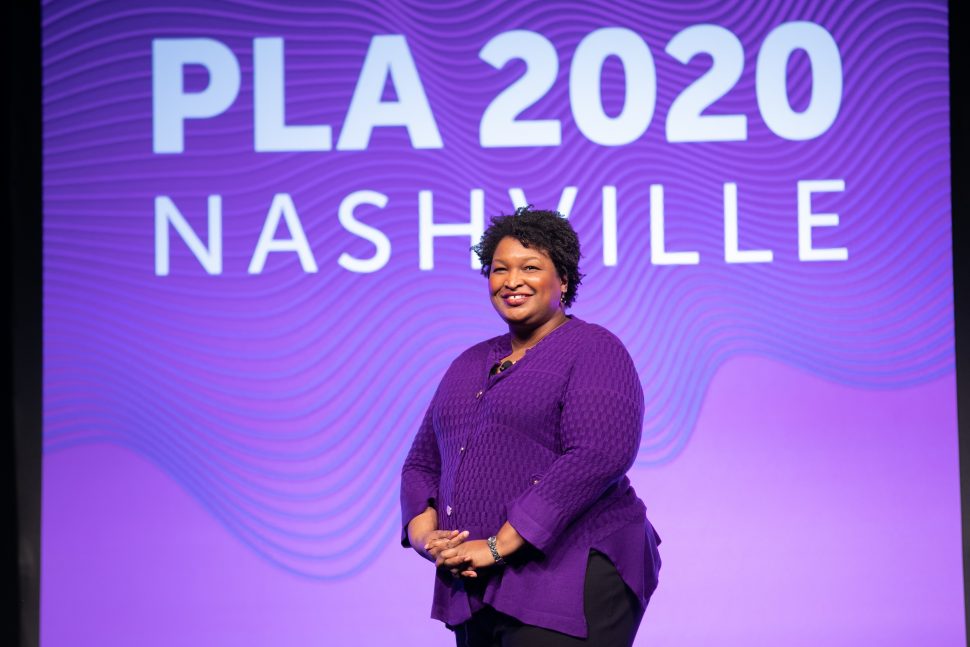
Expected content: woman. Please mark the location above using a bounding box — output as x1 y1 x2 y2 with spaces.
401 207 660 646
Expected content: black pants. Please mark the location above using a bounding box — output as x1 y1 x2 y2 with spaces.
454 551 643 647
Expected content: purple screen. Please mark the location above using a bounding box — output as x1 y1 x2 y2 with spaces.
42 1 962 644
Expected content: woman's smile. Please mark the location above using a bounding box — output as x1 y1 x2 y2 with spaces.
501 292 531 306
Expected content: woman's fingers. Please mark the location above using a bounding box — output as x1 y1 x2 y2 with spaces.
424 529 465 549
440 553 473 568
426 530 469 558
435 549 456 567
436 548 472 569
424 530 462 559
423 529 460 550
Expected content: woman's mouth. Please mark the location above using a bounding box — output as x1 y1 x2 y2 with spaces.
502 293 531 306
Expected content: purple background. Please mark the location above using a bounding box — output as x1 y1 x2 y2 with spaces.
42 0 962 644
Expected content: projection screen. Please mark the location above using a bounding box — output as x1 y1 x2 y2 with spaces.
41 1 962 644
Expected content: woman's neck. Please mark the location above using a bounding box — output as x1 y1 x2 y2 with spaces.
509 311 569 353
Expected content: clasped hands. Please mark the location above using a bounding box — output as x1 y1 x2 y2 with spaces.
423 530 495 578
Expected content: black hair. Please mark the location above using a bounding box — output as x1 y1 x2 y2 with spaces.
472 206 583 307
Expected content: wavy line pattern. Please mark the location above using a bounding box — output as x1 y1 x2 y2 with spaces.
42 0 952 579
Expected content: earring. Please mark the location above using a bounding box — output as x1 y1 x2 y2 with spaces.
560 292 566 304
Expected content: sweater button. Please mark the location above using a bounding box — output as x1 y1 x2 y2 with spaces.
475 390 483 399
446 505 453 516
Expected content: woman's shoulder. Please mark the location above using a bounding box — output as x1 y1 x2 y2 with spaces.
559 318 639 378
564 318 631 353
562 319 642 397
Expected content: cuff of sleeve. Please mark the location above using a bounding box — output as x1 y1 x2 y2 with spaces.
401 486 436 547
506 487 560 553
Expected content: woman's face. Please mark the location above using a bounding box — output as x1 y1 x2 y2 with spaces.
488 236 567 328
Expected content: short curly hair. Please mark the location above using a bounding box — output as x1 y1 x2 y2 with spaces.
472 206 584 307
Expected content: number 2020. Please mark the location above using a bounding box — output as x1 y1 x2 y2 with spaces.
479 21 842 147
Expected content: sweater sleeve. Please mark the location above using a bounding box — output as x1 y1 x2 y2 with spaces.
400 392 441 547
506 327 644 552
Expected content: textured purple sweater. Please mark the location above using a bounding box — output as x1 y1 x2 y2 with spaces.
401 317 661 637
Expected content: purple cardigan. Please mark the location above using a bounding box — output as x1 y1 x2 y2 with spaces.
400 317 661 637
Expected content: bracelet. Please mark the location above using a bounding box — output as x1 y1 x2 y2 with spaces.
487 535 505 565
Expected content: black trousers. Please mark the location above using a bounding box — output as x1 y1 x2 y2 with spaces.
454 551 643 647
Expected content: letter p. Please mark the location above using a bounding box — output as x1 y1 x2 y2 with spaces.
152 38 240 153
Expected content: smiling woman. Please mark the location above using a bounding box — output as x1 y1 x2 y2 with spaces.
400 207 661 647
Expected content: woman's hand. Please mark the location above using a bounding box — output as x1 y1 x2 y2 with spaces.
423 530 468 565
427 531 475 578
424 529 468 562
435 539 495 578
436 522 527 578
410 514 526 579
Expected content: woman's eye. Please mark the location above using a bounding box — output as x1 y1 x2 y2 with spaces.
491 268 506 274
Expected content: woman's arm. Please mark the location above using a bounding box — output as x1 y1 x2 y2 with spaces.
504 328 644 553
400 394 442 548
401 385 476 567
